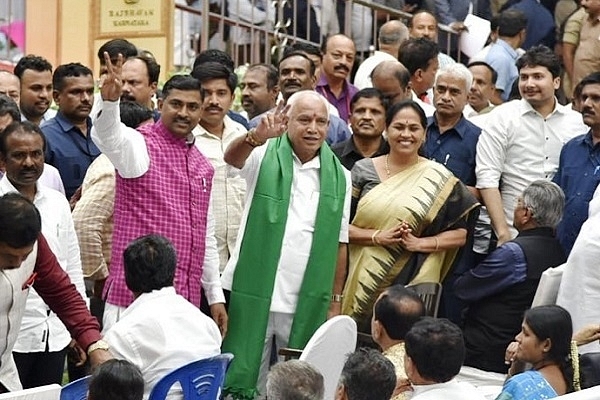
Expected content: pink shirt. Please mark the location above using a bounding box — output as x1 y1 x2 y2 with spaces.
92 103 218 308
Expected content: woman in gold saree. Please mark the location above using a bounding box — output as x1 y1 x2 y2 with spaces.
342 101 479 331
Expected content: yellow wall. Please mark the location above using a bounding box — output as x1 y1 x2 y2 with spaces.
25 0 173 81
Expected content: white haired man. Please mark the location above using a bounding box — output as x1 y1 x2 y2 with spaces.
221 91 351 397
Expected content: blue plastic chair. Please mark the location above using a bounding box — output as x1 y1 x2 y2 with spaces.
148 353 234 400
60 376 90 400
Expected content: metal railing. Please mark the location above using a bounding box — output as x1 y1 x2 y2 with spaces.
174 0 461 69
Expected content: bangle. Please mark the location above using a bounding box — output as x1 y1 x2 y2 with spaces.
371 230 381 245
433 237 439 251
245 129 265 147
331 294 344 303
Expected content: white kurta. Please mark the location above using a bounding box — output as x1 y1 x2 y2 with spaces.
557 185 600 353
104 287 222 399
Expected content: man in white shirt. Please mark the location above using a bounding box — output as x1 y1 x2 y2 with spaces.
476 45 588 246
0 121 86 387
405 318 485 400
104 235 221 400
191 62 247 272
13 55 56 127
221 91 351 397
464 61 497 119
354 20 409 90
0 96 65 194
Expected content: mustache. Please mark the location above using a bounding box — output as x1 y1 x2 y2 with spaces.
120 94 136 102
204 105 223 111
174 117 190 124
334 65 350 73
283 79 301 86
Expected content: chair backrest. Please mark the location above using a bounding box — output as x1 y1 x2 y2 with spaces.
531 263 566 307
0 384 61 400
579 352 600 389
406 282 442 318
60 376 90 400
299 315 357 400
148 353 234 400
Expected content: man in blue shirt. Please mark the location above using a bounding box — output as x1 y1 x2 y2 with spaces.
485 10 527 102
553 72 600 255
424 63 482 325
42 63 100 200
504 0 555 50
425 63 481 192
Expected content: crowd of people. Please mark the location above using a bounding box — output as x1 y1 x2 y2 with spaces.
1 1 600 399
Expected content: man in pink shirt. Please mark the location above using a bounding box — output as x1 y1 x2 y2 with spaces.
91 53 227 334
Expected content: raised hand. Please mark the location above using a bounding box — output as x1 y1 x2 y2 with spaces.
254 100 289 142
504 341 518 365
99 51 124 102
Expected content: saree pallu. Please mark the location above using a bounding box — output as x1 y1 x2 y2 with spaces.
495 370 558 400
342 160 478 330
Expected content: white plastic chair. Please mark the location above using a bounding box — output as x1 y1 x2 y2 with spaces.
531 263 566 307
299 316 357 400
0 384 61 400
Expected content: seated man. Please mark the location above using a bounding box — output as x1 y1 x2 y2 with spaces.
371 285 425 400
104 234 221 399
266 360 324 400
455 181 566 378
335 348 396 400
404 318 485 399
88 359 144 400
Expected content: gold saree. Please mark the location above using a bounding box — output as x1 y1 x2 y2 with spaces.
342 160 478 329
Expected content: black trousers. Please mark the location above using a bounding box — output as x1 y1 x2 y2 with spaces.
13 347 68 388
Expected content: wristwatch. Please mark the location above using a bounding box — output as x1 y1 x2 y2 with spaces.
87 339 110 355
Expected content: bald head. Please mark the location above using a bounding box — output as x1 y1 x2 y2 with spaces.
287 90 329 117
378 20 410 57
286 90 329 163
371 61 412 106
409 11 438 41
0 71 20 106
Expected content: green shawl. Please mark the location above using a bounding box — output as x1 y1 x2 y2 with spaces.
223 135 347 399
